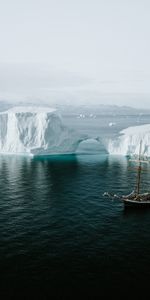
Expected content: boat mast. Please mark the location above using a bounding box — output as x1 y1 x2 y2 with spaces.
136 140 142 195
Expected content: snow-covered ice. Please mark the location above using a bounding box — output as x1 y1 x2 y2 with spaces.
0 106 87 156
108 124 150 156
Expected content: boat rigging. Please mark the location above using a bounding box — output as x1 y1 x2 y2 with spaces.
103 140 150 208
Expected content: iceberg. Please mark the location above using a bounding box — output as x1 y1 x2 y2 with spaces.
0 106 87 156
108 124 150 157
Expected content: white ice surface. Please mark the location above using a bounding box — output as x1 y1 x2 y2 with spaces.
0 106 86 155
108 124 150 156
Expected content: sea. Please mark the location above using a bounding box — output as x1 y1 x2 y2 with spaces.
1 113 150 298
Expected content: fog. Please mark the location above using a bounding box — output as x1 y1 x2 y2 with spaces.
0 0 150 108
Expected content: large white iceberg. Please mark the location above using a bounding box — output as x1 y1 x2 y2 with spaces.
0 106 87 155
108 124 150 156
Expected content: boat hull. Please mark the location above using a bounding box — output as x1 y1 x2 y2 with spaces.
124 199 150 208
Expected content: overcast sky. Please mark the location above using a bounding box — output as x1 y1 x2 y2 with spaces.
0 0 150 108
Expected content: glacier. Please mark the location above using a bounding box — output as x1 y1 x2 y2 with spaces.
108 124 150 157
0 106 87 156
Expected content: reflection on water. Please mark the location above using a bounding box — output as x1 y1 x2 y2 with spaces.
1 154 150 297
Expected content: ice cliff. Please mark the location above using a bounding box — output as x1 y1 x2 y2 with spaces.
0 106 87 155
108 124 150 157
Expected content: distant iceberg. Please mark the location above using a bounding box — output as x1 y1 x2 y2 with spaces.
0 106 87 156
108 122 116 127
108 124 150 156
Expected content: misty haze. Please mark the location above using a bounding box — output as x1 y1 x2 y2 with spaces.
1 1 150 299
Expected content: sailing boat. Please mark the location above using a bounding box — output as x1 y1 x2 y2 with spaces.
104 140 150 208
123 140 150 207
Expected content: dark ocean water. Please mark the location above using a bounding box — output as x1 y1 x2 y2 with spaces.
1 115 150 298
1 154 150 298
